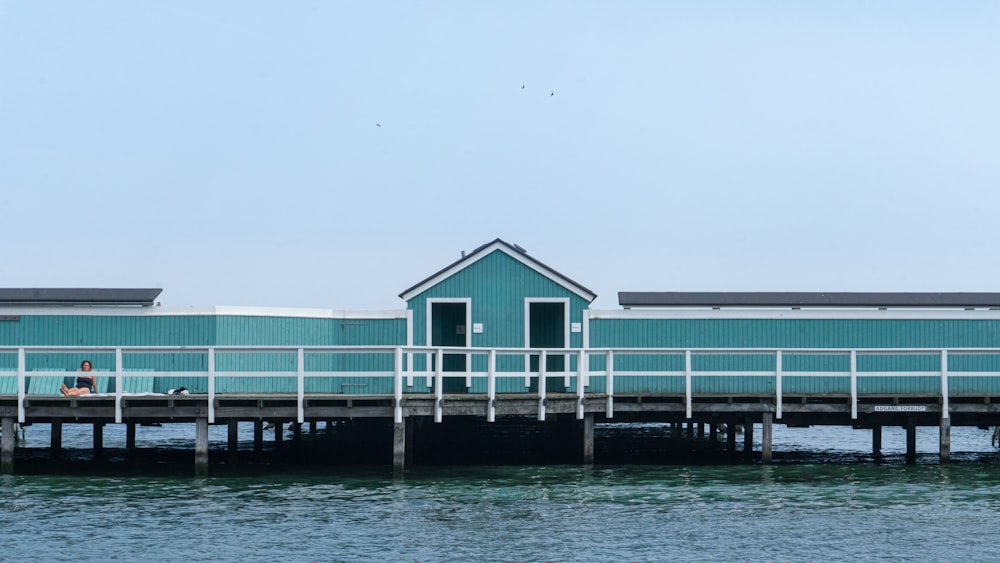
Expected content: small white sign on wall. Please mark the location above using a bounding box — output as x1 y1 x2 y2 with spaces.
472 323 483 333
571 322 582 333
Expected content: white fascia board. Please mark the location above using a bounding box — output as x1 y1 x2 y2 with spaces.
0 305 407 319
590 309 1000 320
400 241 596 302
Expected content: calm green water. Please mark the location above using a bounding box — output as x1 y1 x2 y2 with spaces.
3 424 1000 561
2 464 999 562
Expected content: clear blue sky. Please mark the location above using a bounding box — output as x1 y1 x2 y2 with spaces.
2 2 997 310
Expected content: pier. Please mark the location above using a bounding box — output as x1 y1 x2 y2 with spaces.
3 344 997 474
4 241 1000 474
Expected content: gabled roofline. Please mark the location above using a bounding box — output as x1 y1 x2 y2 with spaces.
399 239 597 303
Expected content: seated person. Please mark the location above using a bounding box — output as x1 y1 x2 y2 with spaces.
60 360 97 396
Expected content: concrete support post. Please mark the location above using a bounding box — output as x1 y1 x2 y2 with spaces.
195 417 209 477
93 423 104 455
906 418 917 465
743 417 754 461
253 419 264 453
228 420 240 464
51 421 63 457
1 417 14 475
940 415 951 464
393 419 407 471
405 416 415 467
872 425 882 458
126 423 136 450
582 413 594 465
761 412 773 464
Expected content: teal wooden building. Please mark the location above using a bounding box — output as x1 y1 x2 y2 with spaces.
3 239 1000 470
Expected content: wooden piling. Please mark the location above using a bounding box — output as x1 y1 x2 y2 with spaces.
761 412 773 464
939 415 951 464
906 418 917 464
1 417 14 475
727 420 737 453
195 417 209 476
743 417 754 461
709 422 718 442
228 420 239 464
126 423 136 450
872 425 882 458
94 422 104 455
51 421 62 458
309 421 317 435
253 419 263 453
697 422 705 438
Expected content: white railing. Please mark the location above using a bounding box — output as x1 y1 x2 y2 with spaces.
2 346 1000 426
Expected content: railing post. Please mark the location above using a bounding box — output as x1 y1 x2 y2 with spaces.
524 351 531 388
564 351 571 389
115 348 123 423
434 349 443 423
538 350 547 421
487 349 496 423
207 348 216 424
606 350 614 419
465 351 472 389
775 350 783 420
394 347 403 424
16 348 25 424
941 350 949 420
297 348 305 424
685 350 692 420
576 349 586 420
850 350 857 420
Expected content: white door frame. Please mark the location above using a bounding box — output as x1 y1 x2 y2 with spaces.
426 298 472 348
524 298 570 349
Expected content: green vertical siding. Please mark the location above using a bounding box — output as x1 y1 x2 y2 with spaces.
407 250 589 349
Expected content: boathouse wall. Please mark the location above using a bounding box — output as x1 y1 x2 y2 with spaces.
586 312 1000 395
0 311 409 395
403 247 591 393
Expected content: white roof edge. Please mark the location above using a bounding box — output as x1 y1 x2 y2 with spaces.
0 305 408 319
400 241 596 302
590 309 1000 320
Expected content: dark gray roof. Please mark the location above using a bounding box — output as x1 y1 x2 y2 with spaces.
618 292 1000 309
0 288 162 306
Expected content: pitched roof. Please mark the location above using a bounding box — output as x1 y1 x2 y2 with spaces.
399 239 597 303
0 288 162 306
618 292 1000 309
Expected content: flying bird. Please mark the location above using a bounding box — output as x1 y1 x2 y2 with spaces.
550 92 554 97
521 84 525 89
376 123 381 127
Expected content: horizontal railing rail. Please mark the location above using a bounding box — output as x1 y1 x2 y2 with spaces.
3 346 1000 424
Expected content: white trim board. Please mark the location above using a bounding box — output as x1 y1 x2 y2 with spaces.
590 309 1000 321
400 241 596 303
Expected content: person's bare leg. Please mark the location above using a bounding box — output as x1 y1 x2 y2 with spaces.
64 387 91 397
